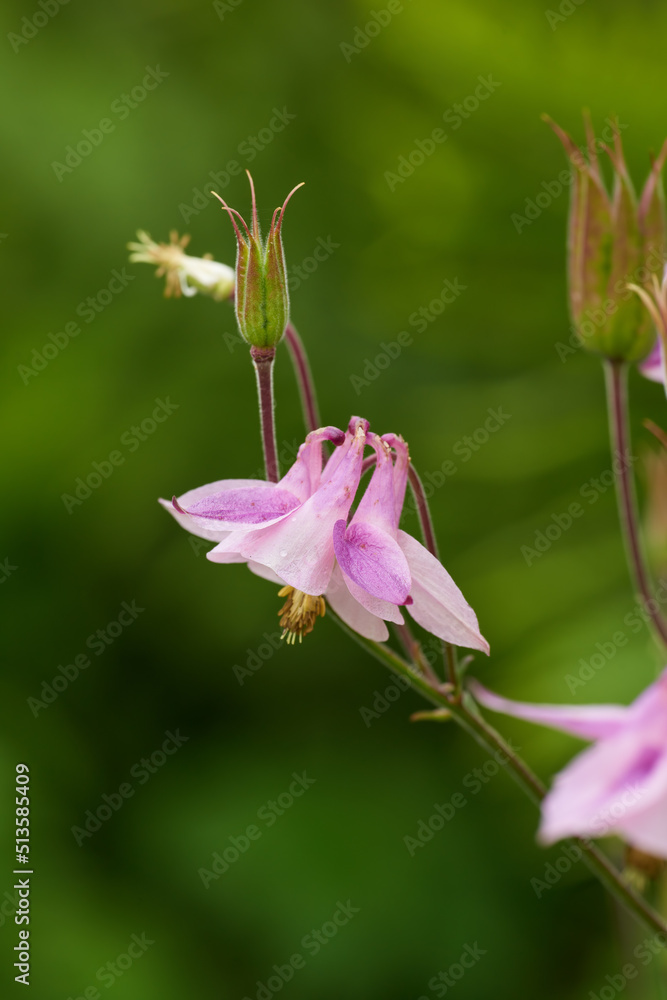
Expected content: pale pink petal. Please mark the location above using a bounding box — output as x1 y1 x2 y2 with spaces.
325 564 389 641
539 731 667 847
397 530 489 653
351 433 399 534
205 545 246 564
219 425 366 594
341 572 405 625
247 561 284 585
182 485 300 530
470 682 629 741
333 520 411 604
381 433 409 525
278 425 344 503
619 778 667 857
159 479 266 541
639 339 665 386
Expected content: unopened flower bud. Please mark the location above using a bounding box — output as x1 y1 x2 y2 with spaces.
546 112 667 361
214 172 303 349
128 230 235 301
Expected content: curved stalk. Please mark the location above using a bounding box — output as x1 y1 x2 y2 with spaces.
284 323 320 433
251 346 279 483
605 360 667 648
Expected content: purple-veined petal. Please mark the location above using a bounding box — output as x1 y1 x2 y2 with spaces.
216 425 367 594
159 478 267 541
333 519 411 605
182 485 301 530
325 564 389 641
470 681 629 741
351 433 401 535
398 530 489 653
381 433 409 525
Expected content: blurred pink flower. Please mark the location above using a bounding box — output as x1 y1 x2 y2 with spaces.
161 418 488 651
470 671 667 857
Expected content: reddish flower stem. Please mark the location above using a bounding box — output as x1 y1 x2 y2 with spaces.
605 360 667 648
284 323 321 433
251 347 279 483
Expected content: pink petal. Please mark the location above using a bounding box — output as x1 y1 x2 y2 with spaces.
246 561 284 584
325 564 389 641
215 424 366 594
539 731 667 848
278 425 344 503
397 530 489 653
381 433 409 525
470 682 629 741
333 519 411 604
159 478 266 541
341 574 405 625
639 339 665 386
182 485 300 530
351 433 399 534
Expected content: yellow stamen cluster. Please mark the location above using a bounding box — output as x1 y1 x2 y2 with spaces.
277 586 326 644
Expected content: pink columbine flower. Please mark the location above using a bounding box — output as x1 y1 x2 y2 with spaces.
161 418 489 651
470 671 667 858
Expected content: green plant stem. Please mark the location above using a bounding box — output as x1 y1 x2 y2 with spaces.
605 359 667 648
332 611 667 937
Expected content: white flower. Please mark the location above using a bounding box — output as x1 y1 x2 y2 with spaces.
128 230 235 301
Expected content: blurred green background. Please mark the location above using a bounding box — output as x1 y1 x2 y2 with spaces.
2 0 667 996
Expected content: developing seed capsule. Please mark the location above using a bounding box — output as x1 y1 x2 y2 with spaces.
546 112 667 361
214 172 303 349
